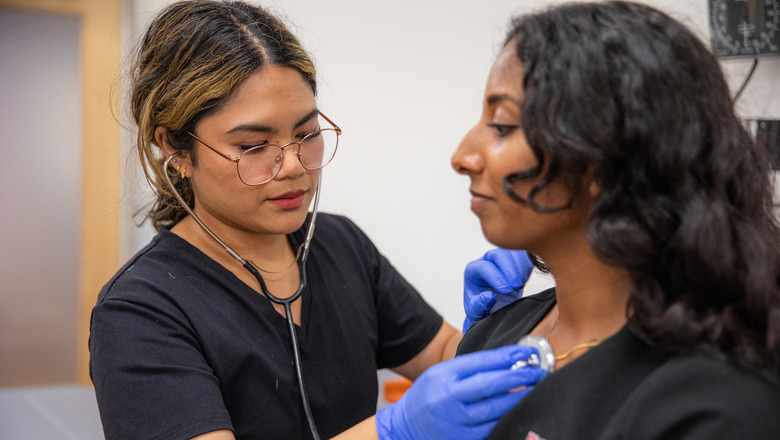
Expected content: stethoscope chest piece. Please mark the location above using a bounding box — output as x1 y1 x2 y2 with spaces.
512 334 556 372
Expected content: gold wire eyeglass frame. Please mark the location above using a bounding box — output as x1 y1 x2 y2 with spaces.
187 112 341 186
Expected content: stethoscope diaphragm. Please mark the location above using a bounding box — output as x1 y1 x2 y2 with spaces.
511 334 556 372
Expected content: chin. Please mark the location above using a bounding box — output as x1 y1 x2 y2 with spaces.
480 225 512 250
254 210 307 235
283 210 310 230
480 218 532 250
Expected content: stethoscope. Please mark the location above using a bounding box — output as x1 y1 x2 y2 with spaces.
163 152 323 440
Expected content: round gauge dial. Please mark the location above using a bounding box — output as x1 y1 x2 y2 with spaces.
709 0 780 58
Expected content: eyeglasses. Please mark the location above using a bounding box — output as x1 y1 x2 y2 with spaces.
188 113 341 185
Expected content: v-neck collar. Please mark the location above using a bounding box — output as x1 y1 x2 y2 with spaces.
159 219 315 344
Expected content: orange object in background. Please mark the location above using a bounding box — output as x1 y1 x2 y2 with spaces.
383 378 413 403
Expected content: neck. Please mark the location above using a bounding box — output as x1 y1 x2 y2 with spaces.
550 256 630 332
535 238 631 366
172 214 298 273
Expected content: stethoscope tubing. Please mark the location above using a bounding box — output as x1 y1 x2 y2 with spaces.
242 261 319 439
163 152 322 440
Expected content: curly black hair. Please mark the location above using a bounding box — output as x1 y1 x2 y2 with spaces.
505 1 780 372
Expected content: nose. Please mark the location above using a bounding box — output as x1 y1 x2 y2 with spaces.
451 126 484 175
274 142 305 179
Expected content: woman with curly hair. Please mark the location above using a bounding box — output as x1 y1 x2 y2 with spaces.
452 2 780 438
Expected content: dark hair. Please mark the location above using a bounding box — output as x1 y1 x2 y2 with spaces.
130 0 317 229
506 1 780 371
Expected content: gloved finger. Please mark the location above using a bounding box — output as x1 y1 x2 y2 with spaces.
483 249 533 290
451 366 547 402
465 260 512 292
457 385 536 425
465 290 497 319
510 251 534 288
507 251 533 284
440 345 540 380
491 288 523 310
462 316 475 334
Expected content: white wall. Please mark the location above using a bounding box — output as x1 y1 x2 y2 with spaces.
122 0 780 330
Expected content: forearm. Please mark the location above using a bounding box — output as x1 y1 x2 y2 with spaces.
392 322 462 380
330 416 379 440
442 323 462 361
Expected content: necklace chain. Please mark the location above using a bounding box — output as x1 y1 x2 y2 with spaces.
545 307 601 361
553 340 601 361
249 243 304 274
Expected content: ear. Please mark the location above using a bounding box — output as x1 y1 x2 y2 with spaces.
588 179 600 198
155 126 193 176
583 168 600 198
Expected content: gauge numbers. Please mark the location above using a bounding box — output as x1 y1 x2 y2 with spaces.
709 0 780 58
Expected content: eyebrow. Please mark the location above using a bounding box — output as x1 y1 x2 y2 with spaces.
486 93 522 107
225 108 320 134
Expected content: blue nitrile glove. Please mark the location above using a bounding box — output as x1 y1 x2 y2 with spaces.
463 249 533 333
375 345 547 440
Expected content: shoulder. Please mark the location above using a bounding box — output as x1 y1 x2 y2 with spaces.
641 350 780 406
90 228 234 349
458 288 556 354
96 228 201 305
604 350 780 439
308 213 380 256
494 288 556 324
518 288 556 304
311 213 367 240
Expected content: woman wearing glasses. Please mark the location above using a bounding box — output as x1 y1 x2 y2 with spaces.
452 2 780 438
88 1 543 439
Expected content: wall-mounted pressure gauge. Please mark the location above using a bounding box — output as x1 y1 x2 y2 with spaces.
709 0 780 58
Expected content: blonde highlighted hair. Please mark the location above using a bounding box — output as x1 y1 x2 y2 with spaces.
130 0 316 229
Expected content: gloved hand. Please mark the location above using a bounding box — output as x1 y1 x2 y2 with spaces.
375 345 547 440
463 249 533 333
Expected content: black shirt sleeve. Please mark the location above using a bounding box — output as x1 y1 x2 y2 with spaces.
90 265 234 440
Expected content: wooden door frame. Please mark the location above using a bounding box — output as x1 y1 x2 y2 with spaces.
0 0 122 385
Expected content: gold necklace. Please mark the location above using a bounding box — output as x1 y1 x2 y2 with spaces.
546 308 601 361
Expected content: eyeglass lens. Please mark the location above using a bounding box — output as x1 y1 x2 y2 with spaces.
237 129 339 185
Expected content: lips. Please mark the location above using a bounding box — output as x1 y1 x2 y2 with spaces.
469 189 492 212
268 190 305 209
470 189 490 199
270 190 305 200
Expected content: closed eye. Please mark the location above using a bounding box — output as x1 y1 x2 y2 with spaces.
239 141 270 150
298 125 322 141
303 130 322 141
488 123 521 137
